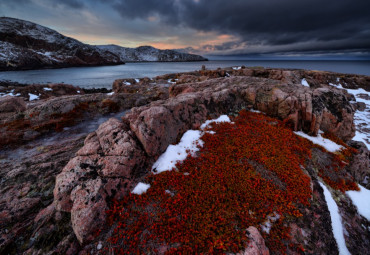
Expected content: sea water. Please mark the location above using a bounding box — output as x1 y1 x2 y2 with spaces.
1 60 370 89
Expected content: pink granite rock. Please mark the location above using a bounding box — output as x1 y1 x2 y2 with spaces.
238 226 269 255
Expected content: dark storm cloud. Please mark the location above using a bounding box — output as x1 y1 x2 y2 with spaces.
58 0 85 9
2 0 370 55
0 0 85 9
106 0 370 54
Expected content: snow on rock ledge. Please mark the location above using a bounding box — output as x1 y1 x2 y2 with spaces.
294 131 343 153
132 183 151 195
319 182 351 255
346 185 370 221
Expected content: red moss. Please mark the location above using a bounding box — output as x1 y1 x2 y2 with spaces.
106 111 313 254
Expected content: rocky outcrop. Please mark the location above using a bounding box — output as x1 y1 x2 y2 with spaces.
112 78 169 101
53 73 357 245
0 82 170 149
0 135 84 254
0 82 85 101
156 65 370 92
0 82 172 253
0 17 123 71
97 44 207 62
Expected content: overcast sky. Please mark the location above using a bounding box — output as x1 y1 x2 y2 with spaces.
1 0 370 57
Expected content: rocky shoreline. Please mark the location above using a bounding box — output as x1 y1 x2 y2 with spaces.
0 66 369 254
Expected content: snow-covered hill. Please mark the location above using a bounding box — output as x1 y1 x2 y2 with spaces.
0 17 123 70
0 17 207 71
97 45 207 62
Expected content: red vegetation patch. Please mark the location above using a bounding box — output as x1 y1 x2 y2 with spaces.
106 111 314 254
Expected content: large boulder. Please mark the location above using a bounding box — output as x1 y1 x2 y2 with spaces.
54 118 139 242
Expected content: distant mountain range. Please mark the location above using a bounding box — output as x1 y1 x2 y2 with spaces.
0 17 207 71
97 44 207 62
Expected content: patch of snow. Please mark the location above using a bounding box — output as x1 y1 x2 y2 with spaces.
77 91 81 94
346 185 370 221
261 213 280 234
200 115 231 130
353 130 370 150
152 130 203 174
28 93 40 101
329 82 344 89
165 190 175 196
301 78 310 87
250 109 262 113
152 115 231 174
123 81 131 86
294 131 343 153
167 79 176 84
319 182 351 255
107 92 114 96
232 66 241 70
132 182 151 195
226 72 230 77
0 90 21 97
345 88 370 149
135 79 140 83
97 242 102 250
43 87 53 91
